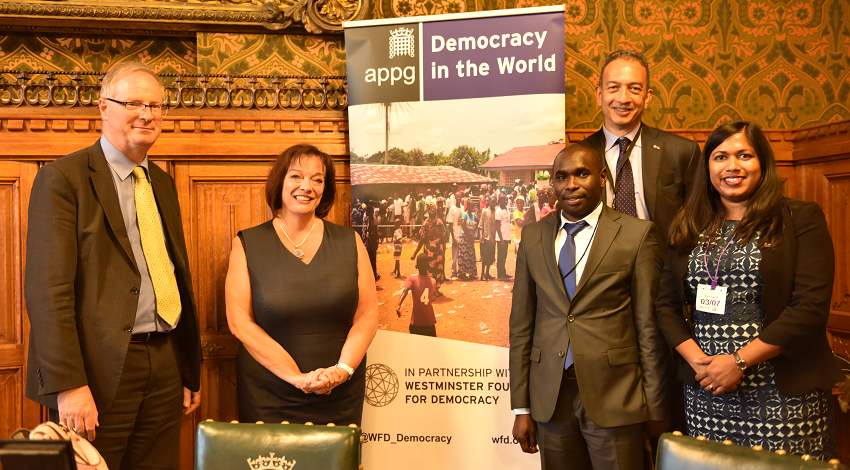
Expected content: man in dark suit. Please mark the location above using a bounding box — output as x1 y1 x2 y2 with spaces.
579 49 700 243
25 61 201 470
510 144 667 470
580 49 701 440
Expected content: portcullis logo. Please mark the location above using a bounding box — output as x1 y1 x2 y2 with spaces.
389 27 415 59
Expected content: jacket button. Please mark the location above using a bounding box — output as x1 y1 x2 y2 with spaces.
567 315 575 322
130 287 139 295
558 351 565 357
123 325 132 333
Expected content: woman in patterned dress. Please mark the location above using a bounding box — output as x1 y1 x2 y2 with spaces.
656 121 843 458
457 203 478 280
411 202 447 296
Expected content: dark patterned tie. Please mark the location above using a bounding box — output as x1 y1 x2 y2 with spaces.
614 137 638 218
559 220 588 370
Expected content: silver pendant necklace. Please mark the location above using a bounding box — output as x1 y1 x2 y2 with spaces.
275 218 317 259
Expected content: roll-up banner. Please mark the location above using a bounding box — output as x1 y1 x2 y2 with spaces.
345 6 564 469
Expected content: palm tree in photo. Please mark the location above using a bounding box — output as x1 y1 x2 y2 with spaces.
370 102 412 164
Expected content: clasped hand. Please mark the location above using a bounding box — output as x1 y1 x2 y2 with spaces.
295 366 348 395
694 354 744 395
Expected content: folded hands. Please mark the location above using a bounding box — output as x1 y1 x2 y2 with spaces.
294 366 349 395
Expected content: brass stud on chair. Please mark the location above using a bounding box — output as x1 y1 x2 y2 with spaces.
722 440 733 445
255 421 264 424
801 455 812 461
752 445 763 451
672 431 682 436
696 436 707 441
305 422 314 426
775 450 787 455
349 424 359 428
327 423 336 427
230 420 239 424
281 421 290 424
829 459 840 465
205 419 214 422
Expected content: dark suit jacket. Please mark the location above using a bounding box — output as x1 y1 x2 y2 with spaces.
25 140 201 410
579 124 700 243
655 198 843 397
509 205 669 428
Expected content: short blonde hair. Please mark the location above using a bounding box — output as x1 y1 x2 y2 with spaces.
100 61 163 100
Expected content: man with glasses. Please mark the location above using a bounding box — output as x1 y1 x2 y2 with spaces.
25 61 201 470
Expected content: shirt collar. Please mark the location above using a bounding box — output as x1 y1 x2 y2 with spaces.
602 122 642 153
559 200 603 232
100 135 150 182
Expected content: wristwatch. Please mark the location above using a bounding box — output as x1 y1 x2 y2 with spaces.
335 362 355 380
732 351 748 371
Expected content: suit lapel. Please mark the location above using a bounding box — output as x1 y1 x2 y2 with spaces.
586 130 613 205
574 206 619 298
88 142 137 270
540 214 567 299
641 125 662 221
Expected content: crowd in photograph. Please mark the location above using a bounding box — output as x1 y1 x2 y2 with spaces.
351 181 559 287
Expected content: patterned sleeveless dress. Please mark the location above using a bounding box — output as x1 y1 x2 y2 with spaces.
684 221 836 459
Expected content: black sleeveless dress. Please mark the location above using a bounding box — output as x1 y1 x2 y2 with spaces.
236 219 365 426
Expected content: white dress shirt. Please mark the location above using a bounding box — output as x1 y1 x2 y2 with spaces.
554 201 603 283
514 201 603 415
602 123 649 220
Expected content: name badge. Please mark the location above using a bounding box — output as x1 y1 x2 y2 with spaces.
696 284 727 315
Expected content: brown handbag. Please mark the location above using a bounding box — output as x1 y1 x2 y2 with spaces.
29 421 108 470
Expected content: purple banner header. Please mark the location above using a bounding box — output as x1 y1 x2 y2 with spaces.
422 12 564 101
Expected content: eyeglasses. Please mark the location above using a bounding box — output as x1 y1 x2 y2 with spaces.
104 98 169 116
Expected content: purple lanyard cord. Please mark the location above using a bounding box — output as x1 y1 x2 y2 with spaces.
703 231 736 290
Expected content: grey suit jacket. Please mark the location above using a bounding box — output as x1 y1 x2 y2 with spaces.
509 206 668 428
25 140 201 411
579 124 700 244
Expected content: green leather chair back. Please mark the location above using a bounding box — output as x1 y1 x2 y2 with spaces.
195 421 361 470
656 432 847 470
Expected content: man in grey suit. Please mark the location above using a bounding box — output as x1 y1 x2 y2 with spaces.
25 61 201 470
510 144 667 470
579 49 700 244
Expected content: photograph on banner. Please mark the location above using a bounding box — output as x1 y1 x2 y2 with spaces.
349 93 564 349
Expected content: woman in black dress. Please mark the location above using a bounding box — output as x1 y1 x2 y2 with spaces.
656 122 842 457
225 144 378 425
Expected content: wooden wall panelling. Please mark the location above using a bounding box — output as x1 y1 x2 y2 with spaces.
824 158 850 354
0 161 39 437
0 114 350 161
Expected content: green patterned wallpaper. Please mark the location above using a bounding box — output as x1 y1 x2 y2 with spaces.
1 0 848 129
367 0 850 129
196 33 345 76
0 33 196 73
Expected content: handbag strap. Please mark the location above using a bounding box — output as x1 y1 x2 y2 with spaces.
29 421 108 470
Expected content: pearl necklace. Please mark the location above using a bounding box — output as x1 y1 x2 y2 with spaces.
275 218 317 259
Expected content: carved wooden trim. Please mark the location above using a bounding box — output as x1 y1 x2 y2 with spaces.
0 71 347 112
0 0 368 33
0 113 350 159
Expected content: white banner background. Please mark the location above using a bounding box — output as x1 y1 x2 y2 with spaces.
362 331 540 469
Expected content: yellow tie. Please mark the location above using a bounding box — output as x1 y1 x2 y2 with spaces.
132 166 181 327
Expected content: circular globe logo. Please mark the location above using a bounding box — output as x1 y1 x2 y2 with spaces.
364 363 399 407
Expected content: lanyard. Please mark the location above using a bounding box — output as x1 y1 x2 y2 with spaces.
611 126 642 198
560 221 599 281
703 230 736 290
